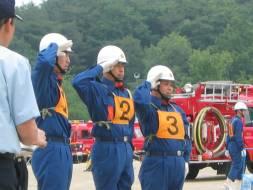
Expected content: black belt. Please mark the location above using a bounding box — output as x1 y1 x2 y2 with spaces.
95 136 129 143
145 151 184 157
46 136 70 144
0 153 15 160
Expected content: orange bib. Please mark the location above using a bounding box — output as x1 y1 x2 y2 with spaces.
156 110 185 140
228 122 234 137
55 85 68 118
111 95 134 125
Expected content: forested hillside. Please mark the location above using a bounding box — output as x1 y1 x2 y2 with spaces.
13 0 253 119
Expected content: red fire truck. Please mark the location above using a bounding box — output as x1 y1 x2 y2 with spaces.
171 81 253 179
70 120 94 163
133 120 145 151
70 119 144 163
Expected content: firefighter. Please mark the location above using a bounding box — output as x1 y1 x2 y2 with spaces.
31 33 73 190
72 45 135 190
133 65 191 190
0 1 47 189
224 101 247 190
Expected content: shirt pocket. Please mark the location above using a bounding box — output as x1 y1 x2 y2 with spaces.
101 91 114 107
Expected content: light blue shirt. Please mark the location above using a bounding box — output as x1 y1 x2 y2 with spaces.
0 45 40 153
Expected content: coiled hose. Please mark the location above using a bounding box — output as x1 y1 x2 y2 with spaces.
193 107 227 156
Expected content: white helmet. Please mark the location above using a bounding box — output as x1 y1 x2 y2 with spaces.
97 45 127 65
234 102 248 110
39 33 72 52
147 65 175 82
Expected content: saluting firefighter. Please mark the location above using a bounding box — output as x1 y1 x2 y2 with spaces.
133 65 191 190
31 33 73 190
72 45 135 190
0 0 47 189
224 101 247 190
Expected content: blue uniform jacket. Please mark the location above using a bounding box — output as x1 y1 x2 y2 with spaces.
72 65 134 140
134 81 191 162
31 44 71 138
226 116 244 151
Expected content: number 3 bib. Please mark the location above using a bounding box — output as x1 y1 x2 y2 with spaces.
156 110 185 140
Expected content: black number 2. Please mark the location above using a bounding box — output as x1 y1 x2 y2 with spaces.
166 116 178 135
120 100 130 120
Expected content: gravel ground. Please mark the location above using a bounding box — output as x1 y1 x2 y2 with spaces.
27 161 250 190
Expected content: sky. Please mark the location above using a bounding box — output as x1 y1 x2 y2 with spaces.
15 0 44 7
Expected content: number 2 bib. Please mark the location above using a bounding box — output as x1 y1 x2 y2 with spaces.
156 110 185 140
111 95 134 125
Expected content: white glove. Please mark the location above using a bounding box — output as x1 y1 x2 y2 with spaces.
147 73 161 89
225 150 230 157
241 149 246 157
100 58 119 73
184 162 189 179
57 40 73 56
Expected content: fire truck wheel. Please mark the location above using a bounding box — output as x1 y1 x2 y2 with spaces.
247 161 253 173
186 165 199 180
193 106 226 154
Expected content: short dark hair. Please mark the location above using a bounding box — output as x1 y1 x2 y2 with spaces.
0 18 14 28
0 18 8 28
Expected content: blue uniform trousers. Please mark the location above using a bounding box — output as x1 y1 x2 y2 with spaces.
139 156 185 190
228 143 243 181
91 141 134 190
32 142 73 190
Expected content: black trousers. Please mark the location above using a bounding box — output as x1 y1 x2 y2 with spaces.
0 155 28 190
0 158 18 190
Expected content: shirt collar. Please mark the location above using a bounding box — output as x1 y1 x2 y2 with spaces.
151 96 162 107
102 77 125 90
151 96 172 109
102 77 115 90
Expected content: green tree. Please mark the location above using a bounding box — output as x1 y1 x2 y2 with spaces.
63 76 90 120
189 49 233 82
143 33 192 84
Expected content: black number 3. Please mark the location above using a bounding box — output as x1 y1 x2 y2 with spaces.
166 116 178 135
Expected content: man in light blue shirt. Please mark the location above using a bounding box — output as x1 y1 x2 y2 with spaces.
0 0 47 189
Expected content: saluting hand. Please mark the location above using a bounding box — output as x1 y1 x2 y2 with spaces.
147 72 162 89
100 58 119 73
57 40 73 56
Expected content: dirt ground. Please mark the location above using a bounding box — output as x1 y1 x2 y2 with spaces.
26 160 242 190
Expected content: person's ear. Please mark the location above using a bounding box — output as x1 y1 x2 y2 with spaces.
4 18 14 32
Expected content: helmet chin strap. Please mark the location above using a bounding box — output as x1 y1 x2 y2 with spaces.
56 56 67 74
156 86 171 101
56 63 66 74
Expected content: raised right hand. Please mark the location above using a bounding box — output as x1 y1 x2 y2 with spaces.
100 58 119 73
57 40 73 56
39 43 58 66
147 72 162 89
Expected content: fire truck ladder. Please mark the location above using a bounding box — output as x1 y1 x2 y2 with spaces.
200 81 252 103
